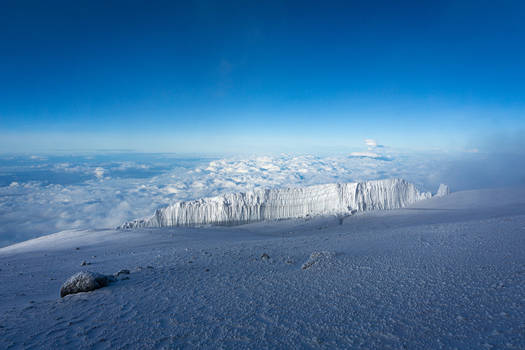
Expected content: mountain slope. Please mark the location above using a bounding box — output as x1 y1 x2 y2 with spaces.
1 187 524 349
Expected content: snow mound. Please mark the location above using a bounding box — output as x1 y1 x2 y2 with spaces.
436 184 450 197
60 271 114 298
120 178 434 228
301 251 337 270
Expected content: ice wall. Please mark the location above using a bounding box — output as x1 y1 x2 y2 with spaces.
119 178 435 228
436 184 450 197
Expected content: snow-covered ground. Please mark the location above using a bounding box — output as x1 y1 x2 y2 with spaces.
1 186 524 349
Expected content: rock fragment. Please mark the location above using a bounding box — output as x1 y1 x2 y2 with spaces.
60 271 114 297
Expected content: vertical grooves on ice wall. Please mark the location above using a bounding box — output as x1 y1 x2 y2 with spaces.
119 178 433 228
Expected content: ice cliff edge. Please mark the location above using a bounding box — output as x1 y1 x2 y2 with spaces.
119 178 445 228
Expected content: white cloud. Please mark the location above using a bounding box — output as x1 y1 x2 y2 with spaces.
94 167 105 179
349 152 381 159
0 152 467 247
365 139 377 147
29 155 47 160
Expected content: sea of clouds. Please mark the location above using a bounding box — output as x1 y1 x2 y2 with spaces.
1 141 523 247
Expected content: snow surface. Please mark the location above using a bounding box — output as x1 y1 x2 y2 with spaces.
120 179 432 228
1 186 525 349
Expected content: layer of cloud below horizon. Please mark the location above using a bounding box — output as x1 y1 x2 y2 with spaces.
1 145 524 248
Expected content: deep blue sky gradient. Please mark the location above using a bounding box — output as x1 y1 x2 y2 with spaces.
1 1 524 153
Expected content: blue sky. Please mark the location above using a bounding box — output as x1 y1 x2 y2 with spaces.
1 1 524 153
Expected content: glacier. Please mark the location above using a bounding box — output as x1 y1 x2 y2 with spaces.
436 184 450 197
119 178 440 229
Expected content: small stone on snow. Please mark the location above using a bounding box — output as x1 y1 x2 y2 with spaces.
60 271 114 297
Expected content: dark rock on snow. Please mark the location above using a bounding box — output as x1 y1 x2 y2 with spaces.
60 271 115 297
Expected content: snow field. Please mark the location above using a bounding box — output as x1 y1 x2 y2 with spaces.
1 187 524 349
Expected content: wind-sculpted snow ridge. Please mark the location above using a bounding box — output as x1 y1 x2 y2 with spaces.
119 179 436 229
